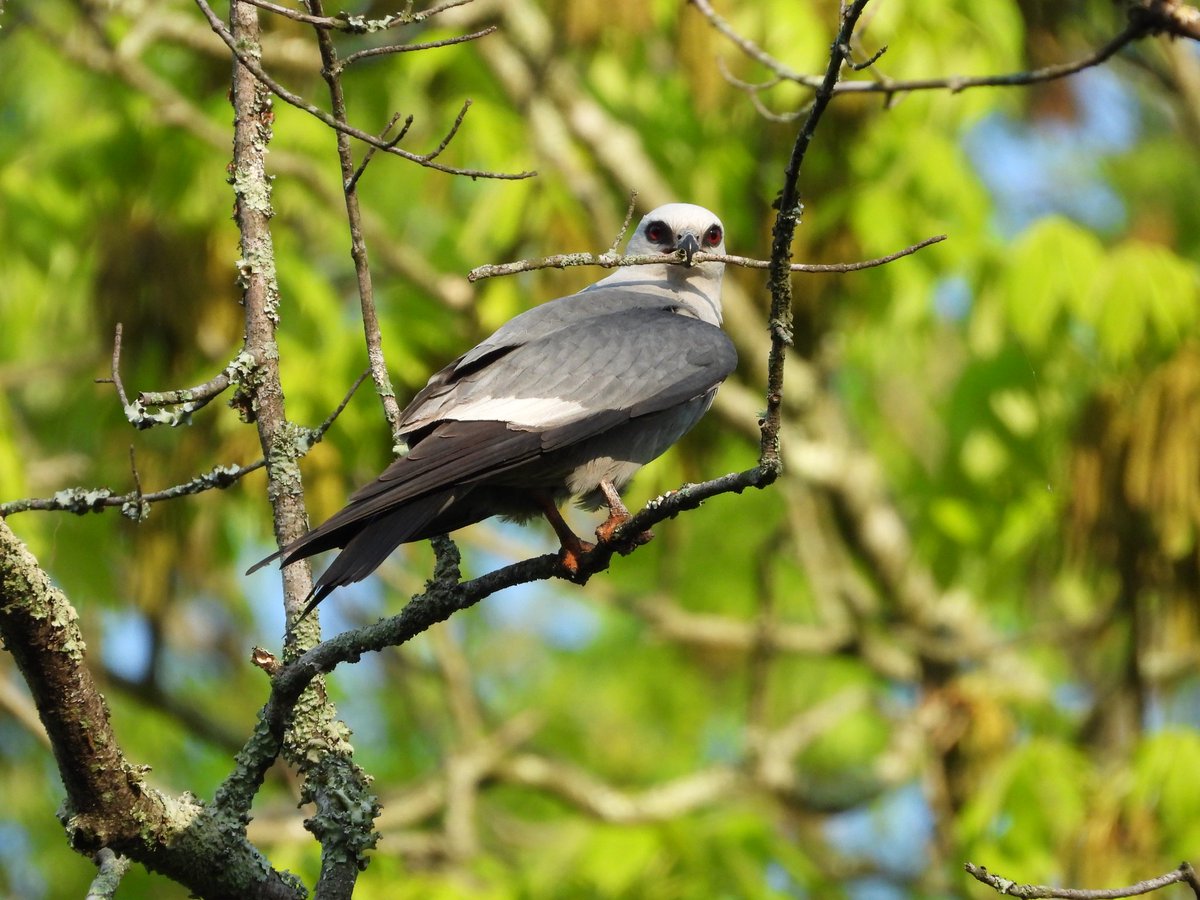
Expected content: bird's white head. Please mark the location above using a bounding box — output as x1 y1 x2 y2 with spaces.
625 203 726 265
602 202 727 326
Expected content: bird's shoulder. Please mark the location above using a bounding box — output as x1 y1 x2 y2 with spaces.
399 285 708 432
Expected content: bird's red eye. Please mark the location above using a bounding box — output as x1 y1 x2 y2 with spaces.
644 221 670 244
704 224 723 247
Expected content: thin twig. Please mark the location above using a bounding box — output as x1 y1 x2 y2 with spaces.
467 235 944 281
100 323 257 429
0 370 367 518
691 0 1163 101
964 861 1200 899
422 99 473 162
125 446 147 522
101 323 132 407
0 462 265 518
192 0 535 180
347 112 413 191
307 0 406 443
238 0 477 32
340 27 496 70
608 190 640 255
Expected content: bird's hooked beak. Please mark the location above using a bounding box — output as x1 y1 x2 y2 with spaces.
677 231 701 267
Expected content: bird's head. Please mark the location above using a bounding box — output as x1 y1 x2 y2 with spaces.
626 203 726 271
593 203 727 326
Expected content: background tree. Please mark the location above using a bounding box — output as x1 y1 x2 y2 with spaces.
3 0 1200 897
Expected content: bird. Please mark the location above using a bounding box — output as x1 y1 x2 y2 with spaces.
249 203 737 616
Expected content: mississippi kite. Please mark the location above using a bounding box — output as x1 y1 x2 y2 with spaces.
250 203 736 613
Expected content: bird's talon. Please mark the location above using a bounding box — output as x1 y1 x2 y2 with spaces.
595 514 630 545
596 513 654 555
558 540 595 578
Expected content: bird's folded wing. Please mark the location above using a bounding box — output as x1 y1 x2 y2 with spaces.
400 287 687 430
322 306 735 528
249 306 735 571
404 304 735 430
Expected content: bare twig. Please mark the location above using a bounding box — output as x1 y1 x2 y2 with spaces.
347 112 413 191
466 234 944 281
339 27 496 71
421 99 473 163
192 0 535 180
720 235 946 272
607 190 640 255
239 0 477 32
964 861 1200 899
307 0 405 444
0 461 264 518
100 323 132 407
690 0 1169 103
124 446 147 521
0 370 366 519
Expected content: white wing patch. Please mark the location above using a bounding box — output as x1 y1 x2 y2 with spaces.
443 395 590 428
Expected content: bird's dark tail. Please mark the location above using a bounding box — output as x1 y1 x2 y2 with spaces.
250 487 465 621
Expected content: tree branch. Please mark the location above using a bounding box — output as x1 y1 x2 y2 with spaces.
306 0 405 445
239 0 477 33
0 520 302 899
99 323 257 429
0 370 366 519
466 234 945 281
339 26 497 71
192 0 535 180
689 0 1200 109
225 4 378 894
965 861 1200 899
760 0 871 473
84 849 131 900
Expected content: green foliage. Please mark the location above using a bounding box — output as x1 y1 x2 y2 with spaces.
4 0 1200 897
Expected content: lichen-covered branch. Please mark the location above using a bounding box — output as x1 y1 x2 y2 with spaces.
964 861 1200 899
760 0 871 473
226 4 379 894
0 520 303 899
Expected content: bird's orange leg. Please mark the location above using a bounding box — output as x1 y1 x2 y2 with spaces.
595 480 654 550
536 495 593 574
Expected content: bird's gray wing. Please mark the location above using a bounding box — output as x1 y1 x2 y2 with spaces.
399 286 679 434
402 303 735 455
352 304 735 502
251 304 735 574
